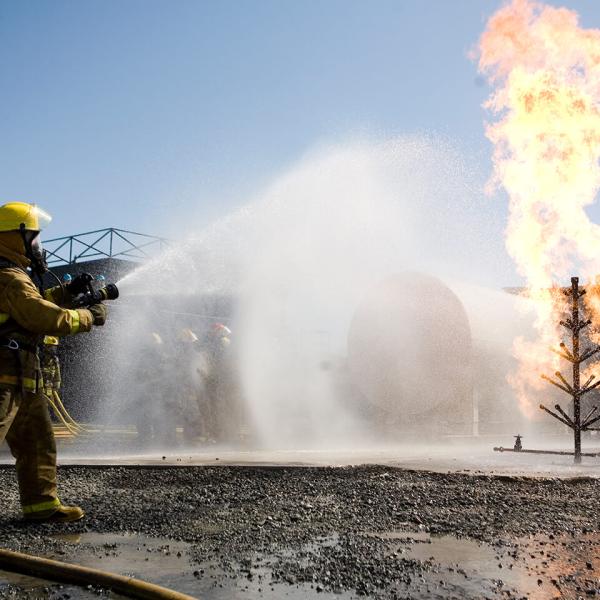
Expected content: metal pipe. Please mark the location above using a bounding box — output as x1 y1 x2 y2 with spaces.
559 318 573 330
553 403 575 427
539 404 573 428
550 346 574 362
581 374 595 390
571 277 582 463
493 447 598 457
540 374 572 395
581 405 598 428
583 413 600 430
559 341 575 361
580 379 600 395
555 371 574 393
579 347 600 363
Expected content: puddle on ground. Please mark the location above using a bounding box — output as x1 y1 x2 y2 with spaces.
393 532 544 598
0 568 129 600
1 532 350 600
367 529 600 599
3 530 600 599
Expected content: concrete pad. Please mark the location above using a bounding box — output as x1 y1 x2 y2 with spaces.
40 447 600 479
4 434 599 477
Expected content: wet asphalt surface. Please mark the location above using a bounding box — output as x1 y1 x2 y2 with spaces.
1 464 600 599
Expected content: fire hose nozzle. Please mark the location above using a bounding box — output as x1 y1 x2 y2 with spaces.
96 283 119 302
72 282 119 308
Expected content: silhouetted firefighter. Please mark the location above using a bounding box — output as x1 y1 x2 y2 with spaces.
540 277 600 464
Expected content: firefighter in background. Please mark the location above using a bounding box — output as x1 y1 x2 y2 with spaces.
175 328 206 443
40 335 81 434
200 323 240 443
41 336 61 399
132 331 172 446
132 328 203 447
0 202 107 523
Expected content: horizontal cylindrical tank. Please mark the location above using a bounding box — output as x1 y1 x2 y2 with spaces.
347 272 472 421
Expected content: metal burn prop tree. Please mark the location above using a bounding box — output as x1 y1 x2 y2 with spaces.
540 277 600 464
495 277 600 462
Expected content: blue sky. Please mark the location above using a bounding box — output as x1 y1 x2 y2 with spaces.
1 0 599 255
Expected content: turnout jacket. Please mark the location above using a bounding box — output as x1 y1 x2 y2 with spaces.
0 233 93 391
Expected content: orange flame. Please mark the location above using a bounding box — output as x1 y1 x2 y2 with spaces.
477 0 600 416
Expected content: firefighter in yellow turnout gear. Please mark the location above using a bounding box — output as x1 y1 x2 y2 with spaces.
41 335 82 435
42 336 61 398
0 202 107 523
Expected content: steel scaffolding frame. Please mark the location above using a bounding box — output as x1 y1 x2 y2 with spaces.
43 228 169 266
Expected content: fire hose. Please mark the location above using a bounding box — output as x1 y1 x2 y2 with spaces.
0 548 198 600
47 392 83 435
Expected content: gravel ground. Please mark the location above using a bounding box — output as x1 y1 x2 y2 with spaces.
1 465 600 599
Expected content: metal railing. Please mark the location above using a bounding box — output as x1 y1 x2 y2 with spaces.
43 228 169 266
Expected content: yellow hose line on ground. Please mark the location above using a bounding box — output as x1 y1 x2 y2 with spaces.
0 548 198 600
46 396 79 436
52 391 87 432
47 393 81 433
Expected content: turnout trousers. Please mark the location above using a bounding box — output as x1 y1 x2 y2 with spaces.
0 385 59 514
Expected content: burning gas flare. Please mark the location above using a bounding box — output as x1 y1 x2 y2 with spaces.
477 0 600 416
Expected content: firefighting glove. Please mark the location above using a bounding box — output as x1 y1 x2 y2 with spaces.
88 303 107 326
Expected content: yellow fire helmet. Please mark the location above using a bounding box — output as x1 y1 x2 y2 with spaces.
43 336 60 346
0 202 52 232
178 328 199 343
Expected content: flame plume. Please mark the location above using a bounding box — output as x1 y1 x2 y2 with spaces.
477 0 600 416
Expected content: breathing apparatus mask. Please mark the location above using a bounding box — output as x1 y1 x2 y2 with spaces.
20 228 48 277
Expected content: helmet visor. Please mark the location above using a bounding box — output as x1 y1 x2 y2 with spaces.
32 205 52 231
